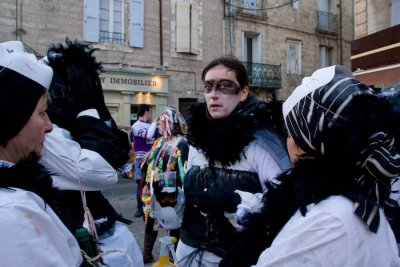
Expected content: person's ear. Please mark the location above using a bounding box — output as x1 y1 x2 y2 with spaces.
241 86 249 101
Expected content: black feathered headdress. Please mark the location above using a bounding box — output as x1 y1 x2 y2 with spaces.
46 38 110 129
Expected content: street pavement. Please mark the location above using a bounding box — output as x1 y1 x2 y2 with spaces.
103 177 169 267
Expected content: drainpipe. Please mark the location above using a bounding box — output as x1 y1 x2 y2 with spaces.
339 0 343 64
159 0 163 66
229 0 234 55
15 0 18 39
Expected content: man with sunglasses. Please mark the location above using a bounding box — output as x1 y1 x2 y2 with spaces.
176 56 291 266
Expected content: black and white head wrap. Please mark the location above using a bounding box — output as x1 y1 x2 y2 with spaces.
283 65 400 233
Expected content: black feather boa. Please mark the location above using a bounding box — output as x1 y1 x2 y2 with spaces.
187 94 278 167
0 158 56 205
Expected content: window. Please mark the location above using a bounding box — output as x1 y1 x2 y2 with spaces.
242 32 261 63
286 40 301 75
318 0 329 30
319 46 332 68
99 0 124 44
291 0 299 9
83 0 144 48
242 32 261 84
241 0 256 14
176 2 198 54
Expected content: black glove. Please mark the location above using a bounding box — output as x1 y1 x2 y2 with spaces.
67 65 97 113
186 188 241 213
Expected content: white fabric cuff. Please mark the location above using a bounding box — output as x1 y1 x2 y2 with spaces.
235 190 264 228
77 109 100 119
147 122 157 139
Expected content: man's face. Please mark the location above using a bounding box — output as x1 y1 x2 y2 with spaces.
7 94 53 161
204 65 248 119
146 108 153 122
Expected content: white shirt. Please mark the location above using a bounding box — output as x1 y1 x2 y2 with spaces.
187 139 284 191
0 187 82 266
253 196 400 267
40 124 118 191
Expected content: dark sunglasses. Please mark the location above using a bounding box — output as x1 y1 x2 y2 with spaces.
203 79 241 95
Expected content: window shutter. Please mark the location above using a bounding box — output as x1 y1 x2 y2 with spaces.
129 0 144 48
176 2 190 53
391 0 400 26
190 3 199 54
286 41 301 75
83 0 100 42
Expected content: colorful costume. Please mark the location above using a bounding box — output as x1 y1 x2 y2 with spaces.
140 107 189 263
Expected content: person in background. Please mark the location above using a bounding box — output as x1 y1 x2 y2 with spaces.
176 56 291 266
0 41 83 266
39 39 143 266
131 104 157 217
226 65 400 266
140 106 189 263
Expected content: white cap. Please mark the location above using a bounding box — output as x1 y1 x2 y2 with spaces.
0 41 53 89
282 65 336 118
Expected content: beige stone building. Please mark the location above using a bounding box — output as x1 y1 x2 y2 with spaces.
352 0 400 88
354 0 399 38
223 0 353 100
0 0 353 125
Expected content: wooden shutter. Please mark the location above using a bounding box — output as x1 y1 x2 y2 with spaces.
129 0 144 48
190 3 199 54
176 2 190 53
83 0 100 42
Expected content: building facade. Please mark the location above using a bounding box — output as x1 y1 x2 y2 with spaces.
223 0 353 100
1 0 225 124
352 0 400 89
0 0 353 125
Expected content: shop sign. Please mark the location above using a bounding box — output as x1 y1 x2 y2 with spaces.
100 72 168 93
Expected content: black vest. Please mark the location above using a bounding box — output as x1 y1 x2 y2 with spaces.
181 166 262 257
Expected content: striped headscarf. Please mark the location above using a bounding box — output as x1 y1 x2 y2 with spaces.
282 65 400 232
159 106 187 139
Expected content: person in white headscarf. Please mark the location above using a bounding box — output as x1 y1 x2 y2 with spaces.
221 65 400 267
0 40 83 266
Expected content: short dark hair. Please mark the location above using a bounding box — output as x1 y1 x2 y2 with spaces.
201 56 249 89
138 104 151 117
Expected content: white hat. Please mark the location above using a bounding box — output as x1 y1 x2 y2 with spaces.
0 41 53 89
282 65 336 118
0 41 53 145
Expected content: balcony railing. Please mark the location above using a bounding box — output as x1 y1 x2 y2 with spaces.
242 62 282 89
224 0 267 19
316 10 338 34
100 31 125 44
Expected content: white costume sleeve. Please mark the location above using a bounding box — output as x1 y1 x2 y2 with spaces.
41 124 118 191
253 196 400 267
253 207 349 266
247 141 286 192
147 122 157 140
0 189 82 267
186 146 195 171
